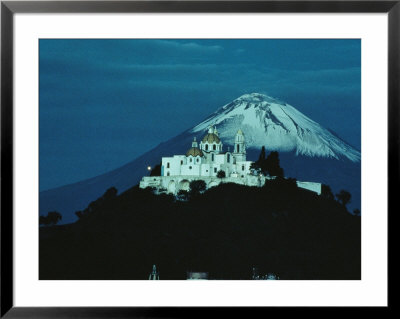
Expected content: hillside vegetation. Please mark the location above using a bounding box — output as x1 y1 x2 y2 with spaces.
40 177 360 280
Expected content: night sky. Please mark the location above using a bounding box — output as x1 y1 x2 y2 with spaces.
39 39 361 191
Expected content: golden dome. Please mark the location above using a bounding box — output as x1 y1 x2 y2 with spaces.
186 147 204 157
202 133 221 144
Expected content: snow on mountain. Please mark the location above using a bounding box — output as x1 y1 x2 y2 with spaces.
191 93 360 162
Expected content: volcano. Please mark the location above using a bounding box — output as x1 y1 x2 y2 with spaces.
40 93 361 224
191 93 360 161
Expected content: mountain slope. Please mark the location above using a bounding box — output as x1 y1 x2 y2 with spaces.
191 93 360 161
40 93 360 224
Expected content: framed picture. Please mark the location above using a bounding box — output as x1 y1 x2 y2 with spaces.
1 0 394 316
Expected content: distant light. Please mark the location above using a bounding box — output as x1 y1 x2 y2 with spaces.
147 166 152 171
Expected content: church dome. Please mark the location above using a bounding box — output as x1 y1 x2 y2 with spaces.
186 147 203 157
202 133 221 144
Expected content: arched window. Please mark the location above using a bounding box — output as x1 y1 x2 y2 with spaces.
213 144 216 150
236 145 240 152
211 154 214 161
190 158 192 162
167 162 170 168
196 158 199 163
167 172 170 176
181 160 183 165
205 144 209 151
227 154 230 163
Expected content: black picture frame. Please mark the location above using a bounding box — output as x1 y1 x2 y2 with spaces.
1 0 395 317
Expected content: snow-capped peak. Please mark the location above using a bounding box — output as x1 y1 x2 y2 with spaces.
234 93 284 104
191 93 360 162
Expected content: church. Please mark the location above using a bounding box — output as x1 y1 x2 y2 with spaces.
162 126 252 179
139 127 266 194
139 126 322 196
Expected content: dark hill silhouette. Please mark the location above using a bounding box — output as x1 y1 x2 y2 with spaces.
39 179 360 280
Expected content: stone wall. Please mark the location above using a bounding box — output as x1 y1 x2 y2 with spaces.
139 175 321 196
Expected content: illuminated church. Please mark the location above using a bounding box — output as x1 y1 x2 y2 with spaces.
139 126 322 195
139 127 264 194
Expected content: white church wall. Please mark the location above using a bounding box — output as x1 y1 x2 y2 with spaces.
210 165 220 176
174 155 186 164
214 154 225 165
181 163 201 176
218 164 230 176
225 152 233 165
233 161 250 177
140 175 321 197
164 158 179 176
187 156 194 165
161 157 173 176
200 164 211 176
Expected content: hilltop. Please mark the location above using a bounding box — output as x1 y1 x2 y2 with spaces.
40 178 360 280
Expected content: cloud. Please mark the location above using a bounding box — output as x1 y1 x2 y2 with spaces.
40 39 360 102
39 39 223 69
40 56 360 108
153 40 223 54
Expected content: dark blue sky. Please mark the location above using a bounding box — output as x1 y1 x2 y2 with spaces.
39 39 361 191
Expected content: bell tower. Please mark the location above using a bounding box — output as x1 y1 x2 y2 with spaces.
233 129 246 161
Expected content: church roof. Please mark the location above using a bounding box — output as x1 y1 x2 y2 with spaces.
186 147 204 157
202 133 221 144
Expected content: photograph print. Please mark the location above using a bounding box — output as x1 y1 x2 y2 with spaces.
39 39 361 280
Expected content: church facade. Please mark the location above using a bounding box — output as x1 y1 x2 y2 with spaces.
139 126 322 196
162 127 252 179
139 127 265 194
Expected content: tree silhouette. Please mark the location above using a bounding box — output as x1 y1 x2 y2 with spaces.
189 180 207 196
251 146 266 172
321 184 335 200
102 187 118 200
39 215 49 226
250 162 259 171
353 208 361 216
258 146 266 162
265 151 284 178
177 190 189 201
217 170 226 178
75 211 83 220
78 187 119 217
253 148 284 178
40 211 62 226
336 190 351 207
47 211 62 225
150 163 162 176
